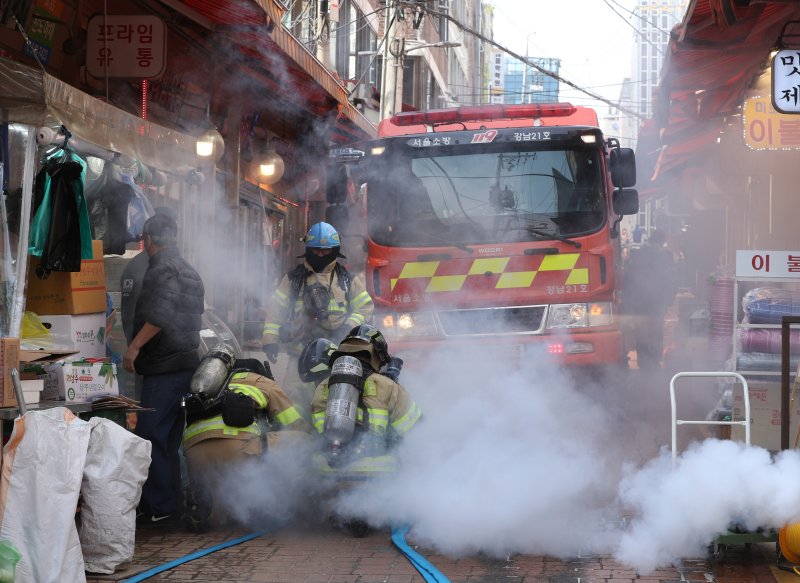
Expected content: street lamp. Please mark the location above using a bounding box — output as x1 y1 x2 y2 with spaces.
403 41 461 54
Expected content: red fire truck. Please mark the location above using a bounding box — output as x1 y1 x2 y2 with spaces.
332 103 638 367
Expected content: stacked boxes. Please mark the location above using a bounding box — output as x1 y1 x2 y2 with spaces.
26 240 106 315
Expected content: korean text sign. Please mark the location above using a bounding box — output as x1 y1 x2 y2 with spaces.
772 50 800 114
736 250 800 278
86 14 166 79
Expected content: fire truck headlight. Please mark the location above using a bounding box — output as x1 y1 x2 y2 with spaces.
547 303 613 328
547 304 588 328
396 312 438 336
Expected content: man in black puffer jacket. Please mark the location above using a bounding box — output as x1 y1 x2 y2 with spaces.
123 213 205 525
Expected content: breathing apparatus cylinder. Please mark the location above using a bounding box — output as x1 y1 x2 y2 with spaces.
323 355 363 467
190 345 236 399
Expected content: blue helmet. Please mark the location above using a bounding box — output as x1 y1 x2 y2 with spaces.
305 222 341 249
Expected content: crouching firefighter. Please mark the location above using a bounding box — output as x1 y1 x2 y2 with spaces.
310 325 421 473
181 345 311 531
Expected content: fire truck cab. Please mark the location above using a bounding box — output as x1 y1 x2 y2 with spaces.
329 103 638 368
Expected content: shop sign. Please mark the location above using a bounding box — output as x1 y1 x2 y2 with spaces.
736 250 800 279
743 96 800 150
772 49 800 114
86 14 166 79
490 51 504 104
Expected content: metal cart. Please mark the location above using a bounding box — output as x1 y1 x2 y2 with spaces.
670 371 777 561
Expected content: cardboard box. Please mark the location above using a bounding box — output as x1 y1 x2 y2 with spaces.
0 337 19 407
45 361 119 403
26 240 107 315
731 381 800 451
38 313 107 359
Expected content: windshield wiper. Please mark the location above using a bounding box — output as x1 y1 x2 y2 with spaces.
526 227 582 248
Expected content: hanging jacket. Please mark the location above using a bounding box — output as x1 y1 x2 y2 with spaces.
261 259 373 348
183 371 310 449
85 163 154 255
28 149 92 273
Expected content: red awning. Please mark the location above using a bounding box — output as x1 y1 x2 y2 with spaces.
174 0 376 143
638 0 800 192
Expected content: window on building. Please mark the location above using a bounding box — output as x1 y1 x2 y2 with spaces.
335 0 377 84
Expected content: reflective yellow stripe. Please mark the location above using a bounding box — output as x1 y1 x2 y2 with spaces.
263 323 281 333
426 275 466 292
312 412 326 432
399 262 439 279
228 383 267 408
565 268 589 285
352 291 372 308
273 289 288 307
539 253 579 271
496 271 537 289
391 403 421 435
347 313 366 325
183 415 260 441
366 408 388 432
468 258 509 275
274 406 302 426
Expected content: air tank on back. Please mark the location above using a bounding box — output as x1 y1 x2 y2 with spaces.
190 344 236 398
324 355 363 466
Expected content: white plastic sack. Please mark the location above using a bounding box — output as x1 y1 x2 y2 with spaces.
79 417 151 574
0 408 90 583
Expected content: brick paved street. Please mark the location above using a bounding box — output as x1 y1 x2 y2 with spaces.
86 521 793 583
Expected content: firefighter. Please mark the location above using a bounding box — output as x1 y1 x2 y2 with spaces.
181 353 311 531
310 325 421 469
261 221 373 398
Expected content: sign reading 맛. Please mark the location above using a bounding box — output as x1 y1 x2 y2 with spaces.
736 250 800 279
772 50 800 114
86 14 166 79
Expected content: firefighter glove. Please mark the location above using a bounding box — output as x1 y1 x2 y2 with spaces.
263 343 279 363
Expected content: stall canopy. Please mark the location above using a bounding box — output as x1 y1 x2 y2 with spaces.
0 57 196 171
637 0 800 198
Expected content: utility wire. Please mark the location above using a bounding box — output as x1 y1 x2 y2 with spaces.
601 0 665 57
415 2 646 120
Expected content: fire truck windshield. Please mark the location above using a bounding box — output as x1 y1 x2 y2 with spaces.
364 146 605 248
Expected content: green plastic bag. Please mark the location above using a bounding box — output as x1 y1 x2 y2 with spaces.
0 540 21 583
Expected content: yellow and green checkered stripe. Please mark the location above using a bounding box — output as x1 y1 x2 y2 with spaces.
389 253 588 293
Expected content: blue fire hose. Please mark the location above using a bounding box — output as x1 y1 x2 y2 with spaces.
391 526 450 583
120 531 266 583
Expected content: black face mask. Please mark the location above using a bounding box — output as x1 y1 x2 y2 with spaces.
305 248 338 272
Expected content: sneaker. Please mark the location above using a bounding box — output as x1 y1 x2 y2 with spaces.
136 513 174 527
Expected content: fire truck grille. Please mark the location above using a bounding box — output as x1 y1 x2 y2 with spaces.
437 306 546 336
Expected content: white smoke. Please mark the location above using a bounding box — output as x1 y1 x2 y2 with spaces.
309 347 800 573
616 439 800 572
333 349 626 558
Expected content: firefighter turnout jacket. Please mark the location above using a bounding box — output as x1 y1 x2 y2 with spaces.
262 259 373 349
310 372 421 441
183 371 311 450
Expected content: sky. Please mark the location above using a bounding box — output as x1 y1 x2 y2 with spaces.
488 0 640 112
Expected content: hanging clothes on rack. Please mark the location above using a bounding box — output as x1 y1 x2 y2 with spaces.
85 159 154 255
28 130 93 276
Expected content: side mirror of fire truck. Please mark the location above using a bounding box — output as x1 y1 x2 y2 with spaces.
613 188 639 216
609 148 636 188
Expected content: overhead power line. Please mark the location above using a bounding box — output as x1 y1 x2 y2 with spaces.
414 1 646 120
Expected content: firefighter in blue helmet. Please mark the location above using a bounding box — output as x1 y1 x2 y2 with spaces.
261 222 373 361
